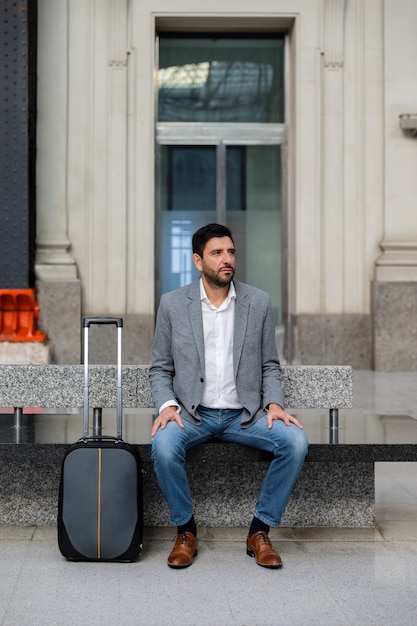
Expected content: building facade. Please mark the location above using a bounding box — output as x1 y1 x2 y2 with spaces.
2 0 417 369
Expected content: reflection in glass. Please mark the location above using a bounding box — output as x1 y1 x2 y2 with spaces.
160 146 217 294
158 36 284 123
226 145 282 324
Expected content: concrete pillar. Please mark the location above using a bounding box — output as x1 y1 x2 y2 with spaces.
35 0 81 363
36 0 77 279
372 0 417 371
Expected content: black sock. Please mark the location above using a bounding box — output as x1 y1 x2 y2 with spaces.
178 515 197 537
249 516 270 537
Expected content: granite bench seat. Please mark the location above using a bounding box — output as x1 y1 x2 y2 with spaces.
2 363 392 528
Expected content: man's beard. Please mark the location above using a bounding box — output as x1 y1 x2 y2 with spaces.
203 265 235 288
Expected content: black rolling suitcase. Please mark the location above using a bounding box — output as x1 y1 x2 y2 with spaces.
58 317 143 562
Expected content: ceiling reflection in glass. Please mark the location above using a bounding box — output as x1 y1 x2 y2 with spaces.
158 35 284 123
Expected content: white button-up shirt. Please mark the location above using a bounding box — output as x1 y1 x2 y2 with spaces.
200 279 242 409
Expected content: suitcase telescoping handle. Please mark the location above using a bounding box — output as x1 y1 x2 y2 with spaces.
82 317 123 440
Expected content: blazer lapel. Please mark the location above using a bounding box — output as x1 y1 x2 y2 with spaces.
233 281 249 377
187 281 205 374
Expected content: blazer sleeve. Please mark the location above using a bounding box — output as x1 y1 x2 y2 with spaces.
148 294 177 413
260 296 285 410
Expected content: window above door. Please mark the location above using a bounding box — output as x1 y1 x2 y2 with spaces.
158 35 285 123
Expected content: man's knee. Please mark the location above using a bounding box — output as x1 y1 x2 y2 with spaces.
293 428 309 458
276 425 309 460
151 431 184 465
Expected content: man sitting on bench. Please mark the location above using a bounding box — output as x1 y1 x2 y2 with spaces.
149 223 308 569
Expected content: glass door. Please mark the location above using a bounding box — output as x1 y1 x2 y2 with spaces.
156 33 286 326
157 140 282 324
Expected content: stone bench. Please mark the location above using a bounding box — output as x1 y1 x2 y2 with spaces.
0 363 385 528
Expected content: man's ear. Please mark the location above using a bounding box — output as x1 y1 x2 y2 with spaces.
192 253 203 271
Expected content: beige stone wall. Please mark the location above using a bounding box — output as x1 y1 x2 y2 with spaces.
35 0 417 368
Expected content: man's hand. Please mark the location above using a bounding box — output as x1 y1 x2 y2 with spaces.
266 403 304 430
151 405 184 439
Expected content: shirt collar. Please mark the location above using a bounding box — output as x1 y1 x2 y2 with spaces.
200 277 236 308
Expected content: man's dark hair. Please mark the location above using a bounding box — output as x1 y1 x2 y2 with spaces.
192 223 234 257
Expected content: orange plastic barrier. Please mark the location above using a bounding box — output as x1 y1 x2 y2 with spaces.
0 289 47 342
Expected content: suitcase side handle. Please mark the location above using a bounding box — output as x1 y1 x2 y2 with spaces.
83 317 123 328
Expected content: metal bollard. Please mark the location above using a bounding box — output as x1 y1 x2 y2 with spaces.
329 408 339 444
93 407 103 436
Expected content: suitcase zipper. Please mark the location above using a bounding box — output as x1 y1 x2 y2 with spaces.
97 448 102 559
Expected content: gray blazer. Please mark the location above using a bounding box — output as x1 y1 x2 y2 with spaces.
149 278 285 427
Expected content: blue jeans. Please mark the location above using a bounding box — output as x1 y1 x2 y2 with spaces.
151 407 309 527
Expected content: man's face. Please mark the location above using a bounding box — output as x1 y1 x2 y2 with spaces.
193 236 236 288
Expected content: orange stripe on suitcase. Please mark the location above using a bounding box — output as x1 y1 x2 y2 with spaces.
97 448 102 559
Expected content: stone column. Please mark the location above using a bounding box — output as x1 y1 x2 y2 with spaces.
104 0 128 312
322 0 347 312
35 0 81 363
36 0 76 279
372 0 417 371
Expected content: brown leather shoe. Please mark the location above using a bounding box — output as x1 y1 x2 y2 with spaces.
246 531 282 569
167 532 198 569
